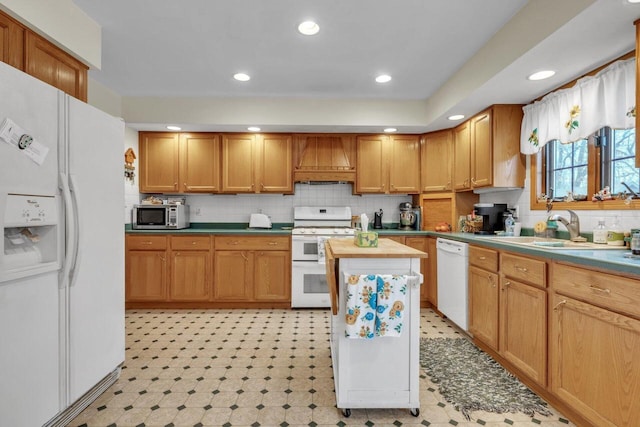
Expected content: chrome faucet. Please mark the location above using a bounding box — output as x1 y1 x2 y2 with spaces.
548 209 581 240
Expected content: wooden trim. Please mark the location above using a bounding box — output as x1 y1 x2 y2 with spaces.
125 301 292 309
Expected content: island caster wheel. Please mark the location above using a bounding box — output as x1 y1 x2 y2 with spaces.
410 408 420 417
342 408 351 417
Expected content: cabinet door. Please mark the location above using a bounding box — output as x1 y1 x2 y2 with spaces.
421 130 452 192
169 250 210 301
426 237 438 306
0 12 23 69
468 265 499 350
453 122 471 191
389 135 420 193
222 134 255 192
180 133 220 193
356 135 387 193
126 250 167 301
405 237 428 304
139 132 180 193
259 134 293 193
470 111 492 188
214 251 252 300
499 278 547 386
24 32 87 101
550 294 640 427
254 250 290 301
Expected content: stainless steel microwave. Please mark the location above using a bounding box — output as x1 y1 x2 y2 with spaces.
132 204 190 229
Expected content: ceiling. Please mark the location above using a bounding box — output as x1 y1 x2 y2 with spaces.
72 0 639 133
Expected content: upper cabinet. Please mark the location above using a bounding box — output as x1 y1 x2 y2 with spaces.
453 105 525 191
0 11 88 101
421 130 453 192
0 13 24 70
356 134 420 194
222 133 293 193
293 134 356 182
139 132 220 194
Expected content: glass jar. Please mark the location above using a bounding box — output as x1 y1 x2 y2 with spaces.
593 218 607 244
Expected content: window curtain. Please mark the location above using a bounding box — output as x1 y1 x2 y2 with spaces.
520 57 636 155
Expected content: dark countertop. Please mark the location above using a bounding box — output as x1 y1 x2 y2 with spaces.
428 231 640 277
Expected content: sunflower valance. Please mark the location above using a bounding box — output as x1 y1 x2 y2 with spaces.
520 58 636 155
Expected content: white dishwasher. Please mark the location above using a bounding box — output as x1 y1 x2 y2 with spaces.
436 238 469 331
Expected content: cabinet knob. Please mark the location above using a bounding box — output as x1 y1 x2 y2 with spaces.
471 178 477 185
231 241 239 245
268 242 278 246
589 285 611 294
515 266 528 273
192 241 197 245
141 241 152 245
553 300 567 311
241 252 248 261
478 256 486 260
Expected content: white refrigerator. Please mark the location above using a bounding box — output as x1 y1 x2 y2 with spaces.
0 61 125 426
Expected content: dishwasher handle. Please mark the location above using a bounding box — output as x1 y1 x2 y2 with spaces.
436 238 468 255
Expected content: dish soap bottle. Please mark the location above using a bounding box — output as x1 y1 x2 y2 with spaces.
593 218 608 244
606 216 624 246
504 213 515 236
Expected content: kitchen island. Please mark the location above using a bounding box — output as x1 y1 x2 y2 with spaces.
325 238 427 417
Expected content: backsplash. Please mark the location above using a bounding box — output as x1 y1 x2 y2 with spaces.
185 183 411 224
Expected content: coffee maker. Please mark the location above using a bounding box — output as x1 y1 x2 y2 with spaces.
473 203 508 234
399 202 417 230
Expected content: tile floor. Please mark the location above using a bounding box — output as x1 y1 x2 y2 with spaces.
68 309 573 427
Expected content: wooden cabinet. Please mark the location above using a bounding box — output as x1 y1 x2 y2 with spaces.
499 253 547 386
452 105 524 191
356 134 420 194
214 236 290 303
421 130 453 192
468 246 500 350
550 263 640 427
405 236 430 306
169 236 212 301
0 11 87 101
222 134 293 193
139 132 220 194
125 235 168 302
293 134 356 182
24 31 87 101
0 12 23 69
452 122 471 190
139 133 180 193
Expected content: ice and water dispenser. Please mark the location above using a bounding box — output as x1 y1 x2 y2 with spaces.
1 194 59 281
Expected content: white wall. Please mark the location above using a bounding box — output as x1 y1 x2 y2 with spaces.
479 156 640 233
123 127 139 223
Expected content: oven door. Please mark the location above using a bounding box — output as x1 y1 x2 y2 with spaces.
291 261 331 308
291 236 322 261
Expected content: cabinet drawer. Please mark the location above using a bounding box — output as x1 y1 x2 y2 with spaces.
469 245 498 271
553 263 640 319
171 235 211 250
127 235 167 250
215 236 290 250
501 252 546 288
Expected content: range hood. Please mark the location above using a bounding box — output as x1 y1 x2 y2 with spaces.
293 135 356 182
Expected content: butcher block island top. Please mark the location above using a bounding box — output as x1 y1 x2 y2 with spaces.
326 237 428 258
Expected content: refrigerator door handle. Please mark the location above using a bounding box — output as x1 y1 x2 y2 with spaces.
68 173 81 287
59 172 76 289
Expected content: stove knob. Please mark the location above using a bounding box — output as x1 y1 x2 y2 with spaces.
311 229 317 234
333 229 339 234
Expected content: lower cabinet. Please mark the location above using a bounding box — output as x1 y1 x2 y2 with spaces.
125 234 291 307
404 236 430 306
169 236 211 301
125 235 168 302
468 264 499 350
550 262 640 427
214 236 291 303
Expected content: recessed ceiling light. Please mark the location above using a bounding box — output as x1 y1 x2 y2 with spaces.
248 126 261 132
376 74 392 83
166 125 181 131
234 73 250 82
298 21 319 35
528 70 555 81
384 128 397 133
448 114 465 121
628 0 640 3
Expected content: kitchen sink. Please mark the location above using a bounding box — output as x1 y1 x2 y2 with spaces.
474 235 623 250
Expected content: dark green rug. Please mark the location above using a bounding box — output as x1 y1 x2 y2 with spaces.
420 337 552 420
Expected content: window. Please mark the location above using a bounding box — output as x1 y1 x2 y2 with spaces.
541 127 638 205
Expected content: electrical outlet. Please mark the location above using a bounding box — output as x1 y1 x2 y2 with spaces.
195 208 202 216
